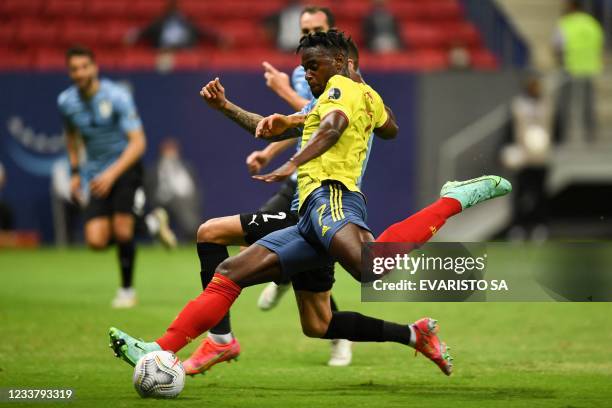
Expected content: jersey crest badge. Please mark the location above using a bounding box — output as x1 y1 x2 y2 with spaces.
98 100 113 118
328 87 341 100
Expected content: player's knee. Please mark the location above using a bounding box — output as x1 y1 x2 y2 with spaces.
301 319 329 338
86 235 109 250
214 258 247 287
197 219 225 244
113 227 134 243
214 258 234 279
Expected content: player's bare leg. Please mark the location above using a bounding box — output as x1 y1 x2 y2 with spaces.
294 290 351 366
84 217 111 250
197 215 247 246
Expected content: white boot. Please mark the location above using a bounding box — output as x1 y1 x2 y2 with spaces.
111 287 137 309
328 339 352 366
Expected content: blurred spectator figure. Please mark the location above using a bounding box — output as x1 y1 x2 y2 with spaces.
501 75 554 241
363 0 403 53
51 159 82 245
126 0 224 51
0 161 15 230
553 0 604 143
265 0 304 52
147 138 201 240
448 41 471 70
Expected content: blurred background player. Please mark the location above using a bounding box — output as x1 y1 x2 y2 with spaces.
501 74 554 241
257 6 353 366
146 138 201 241
58 46 175 308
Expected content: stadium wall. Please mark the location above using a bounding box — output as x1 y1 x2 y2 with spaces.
0 71 417 242
415 70 521 207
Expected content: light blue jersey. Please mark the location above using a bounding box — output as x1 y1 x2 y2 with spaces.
291 65 314 101
57 79 143 182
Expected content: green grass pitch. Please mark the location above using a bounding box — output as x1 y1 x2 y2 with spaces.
1 246 611 407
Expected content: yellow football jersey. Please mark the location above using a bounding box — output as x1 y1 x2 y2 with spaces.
297 74 389 209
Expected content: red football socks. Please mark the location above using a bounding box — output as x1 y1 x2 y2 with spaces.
376 197 461 243
156 274 242 353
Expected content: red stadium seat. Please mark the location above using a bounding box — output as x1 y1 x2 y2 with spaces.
59 22 100 47
332 2 371 21
401 25 446 50
0 24 16 45
33 47 65 70
172 50 207 70
222 21 270 49
0 0 44 17
131 0 165 20
360 50 448 72
0 51 33 70
442 22 481 47
180 0 209 19
16 20 59 47
96 49 121 70
120 48 156 69
44 0 84 17
0 0 496 72
334 20 363 45
86 0 128 19
97 21 135 47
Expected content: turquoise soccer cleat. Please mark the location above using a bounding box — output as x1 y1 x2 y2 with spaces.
109 327 161 367
440 175 512 210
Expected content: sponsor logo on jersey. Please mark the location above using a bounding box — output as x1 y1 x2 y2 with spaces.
99 100 113 118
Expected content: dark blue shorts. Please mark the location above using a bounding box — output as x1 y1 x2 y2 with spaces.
298 182 370 250
256 182 370 282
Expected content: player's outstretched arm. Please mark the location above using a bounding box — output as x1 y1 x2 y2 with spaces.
253 111 348 183
373 106 399 140
200 78 264 135
262 62 310 111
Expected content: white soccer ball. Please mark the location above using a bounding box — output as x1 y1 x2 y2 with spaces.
132 351 185 399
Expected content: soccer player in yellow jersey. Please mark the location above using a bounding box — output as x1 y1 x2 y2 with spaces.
110 32 512 377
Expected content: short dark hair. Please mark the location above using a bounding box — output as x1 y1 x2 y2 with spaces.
297 30 350 59
65 45 95 63
347 37 359 69
300 6 336 28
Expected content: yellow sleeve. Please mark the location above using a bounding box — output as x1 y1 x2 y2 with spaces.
372 89 389 129
316 76 353 124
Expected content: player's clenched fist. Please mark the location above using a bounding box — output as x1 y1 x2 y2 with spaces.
200 77 227 109
245 150 271 175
